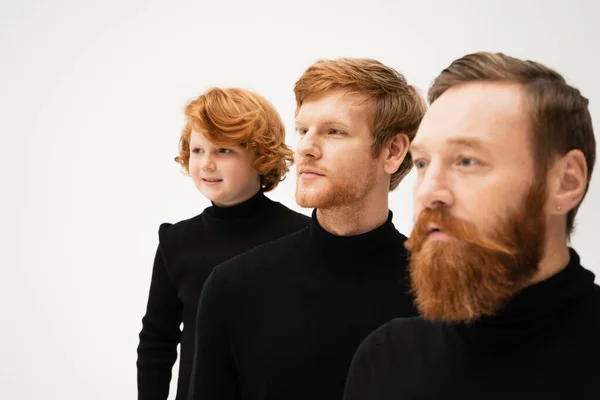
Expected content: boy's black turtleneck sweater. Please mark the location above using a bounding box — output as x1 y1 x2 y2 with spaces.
136 190 310 400
188 209 419 400
343 248 600 400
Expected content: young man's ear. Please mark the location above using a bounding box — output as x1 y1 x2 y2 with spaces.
383 133 410 175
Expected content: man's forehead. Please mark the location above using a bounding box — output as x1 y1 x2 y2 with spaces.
413 82 529 149
296 90 369 119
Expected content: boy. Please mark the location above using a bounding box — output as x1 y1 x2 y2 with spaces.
136 87 310 400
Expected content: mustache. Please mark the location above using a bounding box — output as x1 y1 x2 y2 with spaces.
405 208 514 256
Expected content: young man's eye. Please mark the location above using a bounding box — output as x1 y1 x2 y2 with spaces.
328 129 343 135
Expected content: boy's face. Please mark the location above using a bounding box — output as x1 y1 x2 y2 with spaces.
188 130 261 207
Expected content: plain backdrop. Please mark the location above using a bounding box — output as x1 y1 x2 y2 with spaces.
2 0 599 398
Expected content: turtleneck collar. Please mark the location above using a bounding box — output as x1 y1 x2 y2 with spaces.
204 189 271 220
460 247 596 349
307 208 405 263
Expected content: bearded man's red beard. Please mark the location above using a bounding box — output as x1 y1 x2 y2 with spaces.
404 178 548 323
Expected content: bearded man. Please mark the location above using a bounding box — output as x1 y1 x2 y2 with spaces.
343 51 600 400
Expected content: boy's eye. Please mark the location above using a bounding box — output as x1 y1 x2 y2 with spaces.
218 148 232 153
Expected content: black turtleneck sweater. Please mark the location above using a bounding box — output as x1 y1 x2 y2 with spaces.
188 210 419 400
343 248 600 400
136 190 310 400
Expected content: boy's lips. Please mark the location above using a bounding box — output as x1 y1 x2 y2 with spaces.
202 177 223 185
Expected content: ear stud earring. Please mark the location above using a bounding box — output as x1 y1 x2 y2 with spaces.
556 205 562 211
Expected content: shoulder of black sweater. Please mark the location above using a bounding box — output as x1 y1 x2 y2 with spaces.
152 198 310 285
205 225 309 290
580 283 600 321
344 316 435 398
155 213 203 250
231 197 311 237
591 284 600 304
155 198 309 253
263 201 311 227
354 316 437 359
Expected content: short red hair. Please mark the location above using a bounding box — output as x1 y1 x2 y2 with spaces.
175 87 294 192
294 58 427 190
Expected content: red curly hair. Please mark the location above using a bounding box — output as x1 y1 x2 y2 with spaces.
175 87 294 192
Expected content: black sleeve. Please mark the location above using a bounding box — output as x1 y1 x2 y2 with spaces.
188 268 239 400
343 332 375 400
136 224 183 400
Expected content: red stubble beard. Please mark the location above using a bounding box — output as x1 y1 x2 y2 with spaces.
295 159 378 210
404 178 548 324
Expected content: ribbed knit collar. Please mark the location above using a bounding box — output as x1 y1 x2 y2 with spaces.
307 209 405 264
204 189 270 220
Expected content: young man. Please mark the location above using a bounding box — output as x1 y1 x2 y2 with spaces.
187 58 427 400
343 52 600 399
136 87 310 400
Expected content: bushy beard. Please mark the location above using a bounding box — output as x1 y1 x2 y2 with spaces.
404 179 547 323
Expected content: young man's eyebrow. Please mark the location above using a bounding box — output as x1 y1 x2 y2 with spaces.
295 120 352 130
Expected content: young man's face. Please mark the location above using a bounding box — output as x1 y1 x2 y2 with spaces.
188 130 261 207
294 90 387 210
406 82 550 322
